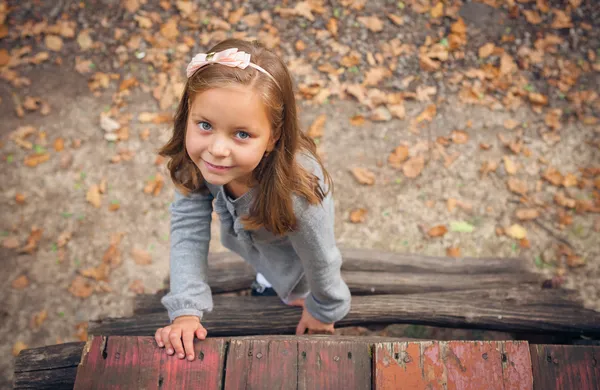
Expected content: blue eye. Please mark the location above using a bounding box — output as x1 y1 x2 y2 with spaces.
236 131 250 140
197 121 212 131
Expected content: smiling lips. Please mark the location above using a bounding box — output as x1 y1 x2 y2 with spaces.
204 160 233 171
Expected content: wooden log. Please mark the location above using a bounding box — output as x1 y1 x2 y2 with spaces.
14 342 85 390
93 287 600 338
530 344 600 390
373 341 533 389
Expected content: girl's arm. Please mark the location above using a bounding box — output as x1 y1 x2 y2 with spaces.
289 196 351 324
160 189 214 322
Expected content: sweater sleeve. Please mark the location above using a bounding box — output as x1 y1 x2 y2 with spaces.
289 199 351 324
160 188 214 322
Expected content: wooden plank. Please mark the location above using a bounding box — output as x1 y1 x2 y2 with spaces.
374 341 533 390
374 341 446 389
73 336 226 389
500 341 533 390
224 338 297 389
13 367 79 390
160 338 226 389
530 344 600 390
93 287 600 337
297 339 371 389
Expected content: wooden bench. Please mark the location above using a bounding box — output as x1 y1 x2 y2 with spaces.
14 250 600 388
15 336 600 389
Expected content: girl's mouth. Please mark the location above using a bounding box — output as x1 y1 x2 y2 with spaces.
204 160 233 172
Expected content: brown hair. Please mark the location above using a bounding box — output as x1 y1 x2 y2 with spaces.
159 39 332 235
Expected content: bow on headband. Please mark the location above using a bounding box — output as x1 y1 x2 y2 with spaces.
186 48 280 88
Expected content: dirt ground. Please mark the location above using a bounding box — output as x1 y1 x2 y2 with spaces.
1 0 599 387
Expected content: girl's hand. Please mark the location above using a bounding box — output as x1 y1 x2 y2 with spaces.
296 307 335 335
154 315 207 361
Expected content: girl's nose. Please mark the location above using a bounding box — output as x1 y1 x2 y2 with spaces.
208 135 230 157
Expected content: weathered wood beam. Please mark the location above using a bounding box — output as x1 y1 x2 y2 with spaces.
96 287 600 338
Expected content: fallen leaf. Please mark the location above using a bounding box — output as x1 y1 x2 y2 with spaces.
132 248 152 265
68 276 94 298
507 177 528 195
504 119 519 130
402 155 425 178
75 322 88 341
80 263 110 281
12 341 28 357
551 9 573 29
12 275 30 289
363 67 391 86
15 193 26 204
554 192 576 208
430 1 444 18
45 35 63 51
350 167 375 185
23 96 40 111
86 185 102 208
307 114 326 138
516 209 539 220
57 230 72 248
20 227 42 254
387 103 406 119
77 30 93 50
349 208 367 223
446 247 461 258
506 224 527 239
562 173 578 187
160 19 179 40
503 156 518 175
543 167 563 186
228 7 245 24
529 93 548 106
478 43 495 58
449 221 474 233
519 238 531 249
129 280 145 294
523 10 542 24
566 255 585 268
428 225 448 238
349 115 365 126
31 309 48 329
451 130 469 144
388 145 409 168
24 153 50 167
144 173 164 196
357 16 384 32
387 13 404 26
54 138 65 152
416 104 437 124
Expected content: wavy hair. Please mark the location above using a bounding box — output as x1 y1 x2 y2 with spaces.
159 39 332 235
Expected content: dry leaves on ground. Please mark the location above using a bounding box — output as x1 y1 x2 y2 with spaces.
350 167 375 185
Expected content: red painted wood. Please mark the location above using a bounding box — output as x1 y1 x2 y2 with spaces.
530 344 600 390
159 338 225 389
374 341 446 389
297 339 371 390
374 341 533 390
223 338 297 389
73 336 225 389
500 341 533 390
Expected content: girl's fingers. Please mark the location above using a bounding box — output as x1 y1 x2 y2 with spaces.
154 328 164 347
296 321 307 336
195 326 208 340
182 330 195 361
169 328 185 359
161 327 174 355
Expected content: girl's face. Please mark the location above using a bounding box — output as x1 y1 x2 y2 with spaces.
185 85 275 192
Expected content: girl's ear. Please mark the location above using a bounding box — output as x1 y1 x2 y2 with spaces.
266 132 280 153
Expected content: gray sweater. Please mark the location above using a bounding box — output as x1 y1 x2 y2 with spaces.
161 156 351 324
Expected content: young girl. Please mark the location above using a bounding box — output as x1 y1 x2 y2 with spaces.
154 39 351 361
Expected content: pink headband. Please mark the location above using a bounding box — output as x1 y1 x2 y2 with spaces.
186 48 280 88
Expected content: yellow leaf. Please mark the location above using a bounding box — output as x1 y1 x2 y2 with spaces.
12 275 30 289
503 156 517 175
430 2 444 18
506 224 527 239
77 30 93 50
446 247 461 257
523 10 542 25
24 153 50 167
451 130 469 144
515 209 539 220
388 145 409 168
349 115 365 126
131 248 152 265
13 341 28 357
86 184 102 208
